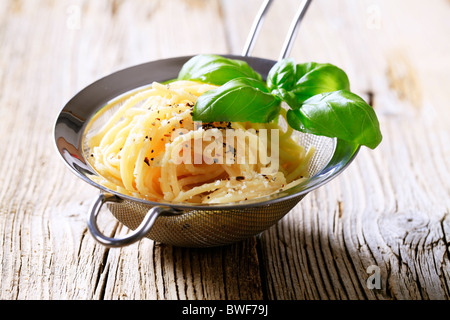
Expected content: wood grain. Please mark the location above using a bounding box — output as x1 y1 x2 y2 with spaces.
0 0 448 300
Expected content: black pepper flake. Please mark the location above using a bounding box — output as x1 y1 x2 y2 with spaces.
144 157 150 166
227 145 236 155
236 176 245 181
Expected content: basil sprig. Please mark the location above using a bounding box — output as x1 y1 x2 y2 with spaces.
177 55 382 149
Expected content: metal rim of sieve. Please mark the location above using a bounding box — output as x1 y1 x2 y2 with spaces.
53 0 360 247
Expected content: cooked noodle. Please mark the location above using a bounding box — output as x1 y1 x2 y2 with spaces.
85 80 314 204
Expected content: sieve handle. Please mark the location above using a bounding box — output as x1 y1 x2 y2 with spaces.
87 193 164 247
278 0 312 60
241 0 273 57
242 0 312 59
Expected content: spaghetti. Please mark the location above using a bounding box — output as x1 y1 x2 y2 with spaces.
86 80 314 204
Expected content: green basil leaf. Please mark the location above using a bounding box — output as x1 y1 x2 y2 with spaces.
193 77 281 123
292 62 350 104
178 54 263 86
286 108 306 132
286 90 382 149
267 58 297 91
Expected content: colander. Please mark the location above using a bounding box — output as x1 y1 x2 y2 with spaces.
53 0 360 248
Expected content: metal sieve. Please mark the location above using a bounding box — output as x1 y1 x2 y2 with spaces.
53 0 360 248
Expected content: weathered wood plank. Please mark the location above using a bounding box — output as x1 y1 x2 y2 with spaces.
0 0 448 301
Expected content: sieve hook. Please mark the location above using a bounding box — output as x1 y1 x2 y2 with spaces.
242 0 312 60
87 193 168 247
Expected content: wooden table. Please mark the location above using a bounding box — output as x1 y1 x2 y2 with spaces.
1 0 449 300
